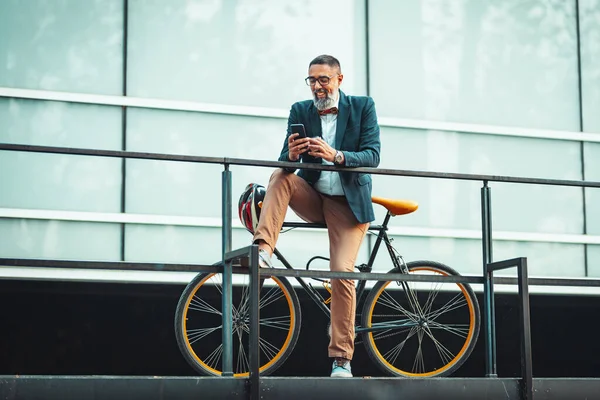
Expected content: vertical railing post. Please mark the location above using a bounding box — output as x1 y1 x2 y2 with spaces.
221 164 233 376
481 181 497 377
517 258 533 400
249 244 260 400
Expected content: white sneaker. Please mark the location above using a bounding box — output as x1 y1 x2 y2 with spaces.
330 360 353 378
258 249 274 269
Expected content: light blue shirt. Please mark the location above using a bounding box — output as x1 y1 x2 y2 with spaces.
314 97 344 196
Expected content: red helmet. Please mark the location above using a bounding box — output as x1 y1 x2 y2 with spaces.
238 183 266 234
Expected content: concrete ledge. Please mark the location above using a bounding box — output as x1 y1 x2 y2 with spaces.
2 376 600 400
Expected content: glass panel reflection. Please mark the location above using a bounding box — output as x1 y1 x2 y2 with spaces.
580 0 600 133
127 0 366 108
584 143 600 235
0 0 123 94
0 99 122 212
369 0 579 130
375 127 583 233
0 219 121 261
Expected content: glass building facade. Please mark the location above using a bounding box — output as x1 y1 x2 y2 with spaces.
0 0 599 286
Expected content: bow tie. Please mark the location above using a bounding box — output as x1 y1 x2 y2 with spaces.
318 107 338 116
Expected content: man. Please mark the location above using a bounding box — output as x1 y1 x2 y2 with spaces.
252 54 381 378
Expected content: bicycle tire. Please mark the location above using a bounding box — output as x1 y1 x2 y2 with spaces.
361 260 480 377
175 271 301 377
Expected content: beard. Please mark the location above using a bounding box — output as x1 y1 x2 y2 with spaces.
313 89 337 110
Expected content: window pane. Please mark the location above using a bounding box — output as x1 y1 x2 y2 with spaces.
375 127 583 233
588 245 600 277
125 225 219 263
127 0 366 108
0 0 123 94
0 98 122 149
0 99 122 212
126 225 261 264
369 235 585 278
0 219 121 261
494 240 585 278
126 224 365 268
369 0 579 130
584 143 600 235
125 108 284 217
580 0 600 133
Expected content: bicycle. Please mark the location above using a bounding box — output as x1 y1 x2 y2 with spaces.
174 195 481 378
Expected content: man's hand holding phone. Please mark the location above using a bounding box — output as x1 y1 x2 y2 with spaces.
288 124 310 161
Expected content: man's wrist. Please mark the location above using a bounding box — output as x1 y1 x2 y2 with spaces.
334 150 344 165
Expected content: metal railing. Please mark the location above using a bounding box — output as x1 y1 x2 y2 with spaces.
2 142 600 400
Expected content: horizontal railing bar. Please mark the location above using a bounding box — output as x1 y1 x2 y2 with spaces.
259 267 485 283
225 156 600 188
527 277 600 287
487 257 526 272
2 143 600 188
0 143 225 165
3 257 600 287
0 258 222 273
3 87 600 144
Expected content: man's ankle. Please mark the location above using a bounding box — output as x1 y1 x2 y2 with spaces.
335 357 350 366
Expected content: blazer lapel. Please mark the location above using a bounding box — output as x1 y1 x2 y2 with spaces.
335 90 349 149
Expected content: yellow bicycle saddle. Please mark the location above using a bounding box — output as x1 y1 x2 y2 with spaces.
371 196 418 216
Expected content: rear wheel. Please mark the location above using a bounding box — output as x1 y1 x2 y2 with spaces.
361 260 480 377
175 271 301 376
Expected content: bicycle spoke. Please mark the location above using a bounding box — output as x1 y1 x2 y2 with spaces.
422 325 455 365
259 286 286 309
236 332 249 374
427 320 470 338
402 280 426 318
237 279 283 319
412 329 425 373
189 296 223 315
372 326 414 341
258 315 291 331
187 326 221 344
377 290 419 321
421 280 444 317
258 336 281 360
426 293 468 321
204 343 224 370
205 275 241 317
236 280 251 318
382 326 418 365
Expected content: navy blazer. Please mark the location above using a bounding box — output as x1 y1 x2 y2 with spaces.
278 90 381 224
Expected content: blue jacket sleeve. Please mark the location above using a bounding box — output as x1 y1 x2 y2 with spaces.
342 97 381 168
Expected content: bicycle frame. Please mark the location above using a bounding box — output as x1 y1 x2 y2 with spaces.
273 212 415 334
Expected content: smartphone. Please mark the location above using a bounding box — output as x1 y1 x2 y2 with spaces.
290 123 306 139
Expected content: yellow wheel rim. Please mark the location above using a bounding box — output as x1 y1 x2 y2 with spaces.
182 273 296 377
366 266 476 377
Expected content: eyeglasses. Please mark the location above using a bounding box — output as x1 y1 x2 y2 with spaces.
305 75 337 86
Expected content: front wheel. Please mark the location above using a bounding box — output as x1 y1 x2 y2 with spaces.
175 271 301 377
361 260 480 377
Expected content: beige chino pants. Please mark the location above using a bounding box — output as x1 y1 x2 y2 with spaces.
253 168 368 360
